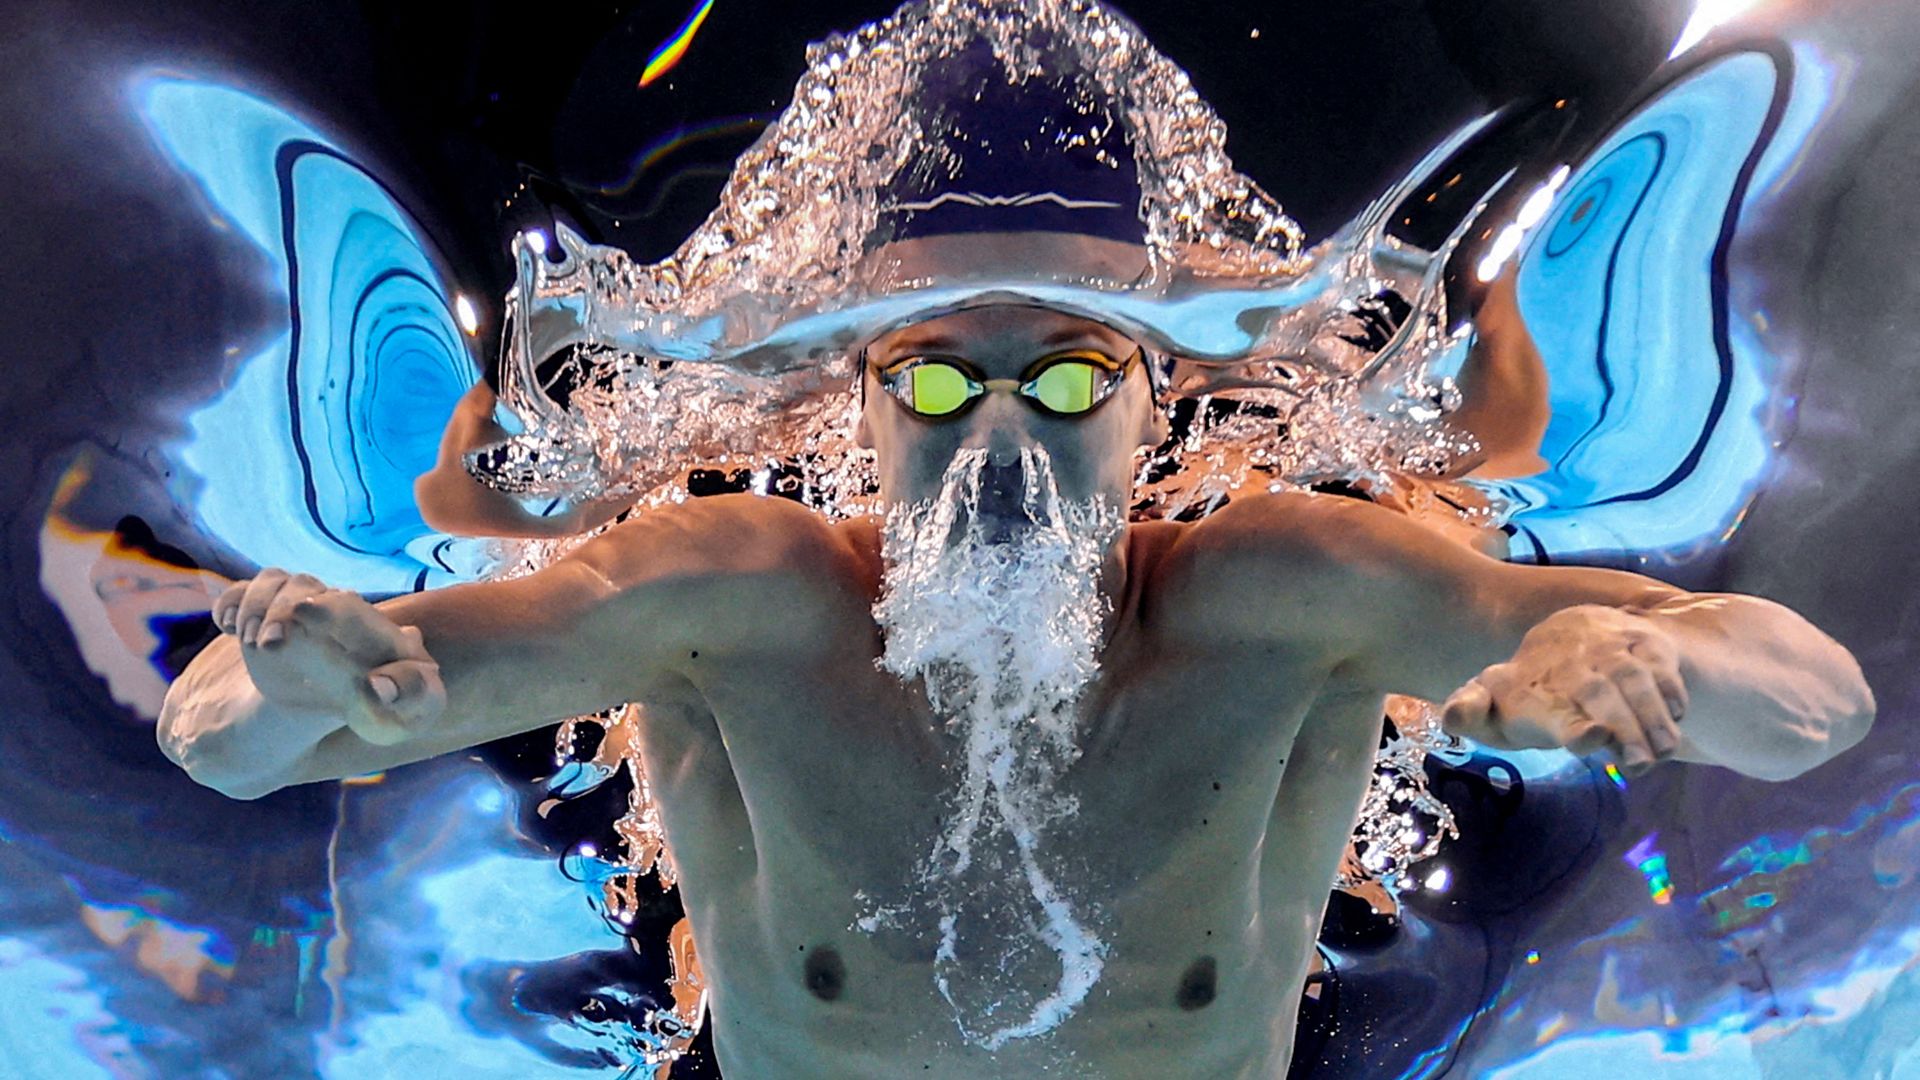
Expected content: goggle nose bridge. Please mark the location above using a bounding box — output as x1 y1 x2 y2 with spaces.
865 345 1144 419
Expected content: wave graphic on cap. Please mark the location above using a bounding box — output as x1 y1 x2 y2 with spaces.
875 42 1147 246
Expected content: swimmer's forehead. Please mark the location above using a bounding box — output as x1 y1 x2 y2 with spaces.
869 306 1138 359
862 231 1151 287
856 230 1152 363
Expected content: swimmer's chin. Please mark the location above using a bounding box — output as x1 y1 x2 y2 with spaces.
944 507 1040 547
982 510 1036 546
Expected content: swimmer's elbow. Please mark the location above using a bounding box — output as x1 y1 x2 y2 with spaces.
1717 681 1877 783
156 708 280 801
197 768 282 802
1791 677 1878 780
1744 734 1862 784
1777 648 1879 780
156 670 297 802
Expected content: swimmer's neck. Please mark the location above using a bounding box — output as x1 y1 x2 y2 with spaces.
847 513 1139 650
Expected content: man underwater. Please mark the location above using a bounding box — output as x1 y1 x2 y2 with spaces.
158 9 1876 1078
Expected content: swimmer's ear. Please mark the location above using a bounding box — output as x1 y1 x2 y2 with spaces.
853 354 877 450
1135 391 1170 449
1132 354 1170 449
854 400 876 450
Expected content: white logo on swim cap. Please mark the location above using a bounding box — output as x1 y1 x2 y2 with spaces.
884 190 1126 212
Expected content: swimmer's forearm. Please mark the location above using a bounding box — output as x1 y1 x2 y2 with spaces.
1640 594 1875 781
157 635 350 800
415 380 624 538
162 562 642 798
414 466 603 538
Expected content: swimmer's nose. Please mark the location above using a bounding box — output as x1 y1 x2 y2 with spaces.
956 389 1034 467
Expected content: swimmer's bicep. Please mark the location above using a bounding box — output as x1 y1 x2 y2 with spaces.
552 494 856 672
1287 498 1681 701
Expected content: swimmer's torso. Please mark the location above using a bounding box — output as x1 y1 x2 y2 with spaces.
594 495 1386 1078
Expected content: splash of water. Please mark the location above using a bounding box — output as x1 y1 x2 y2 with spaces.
548 705 707 1071
1341 696 1464 892
865 447 1121 1049
468 0 1496 525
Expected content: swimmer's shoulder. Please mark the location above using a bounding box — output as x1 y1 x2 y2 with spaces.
699 495 882 590
561 494 879 659
1140 491 1401 637
566 493 878 597
1154 490 1348 566
1167 486 1496 598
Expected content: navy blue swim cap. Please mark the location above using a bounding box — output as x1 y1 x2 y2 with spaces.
878 44 1147 246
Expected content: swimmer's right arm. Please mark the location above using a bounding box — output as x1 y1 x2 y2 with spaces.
156 557 640 800
157 495 839 799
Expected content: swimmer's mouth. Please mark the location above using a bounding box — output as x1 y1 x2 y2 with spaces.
975 462 1028 525
962 461 1046 546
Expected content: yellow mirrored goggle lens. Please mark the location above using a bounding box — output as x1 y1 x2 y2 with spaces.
884 349 1130 417
1028 360 1100 413
906 361 975 416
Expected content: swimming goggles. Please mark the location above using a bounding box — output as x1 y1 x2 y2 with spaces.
870 345 1146 419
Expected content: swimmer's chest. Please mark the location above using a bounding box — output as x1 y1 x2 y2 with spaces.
682 628 1334 895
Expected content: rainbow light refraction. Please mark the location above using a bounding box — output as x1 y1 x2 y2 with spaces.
641 0 717 88
1625 832 1674 906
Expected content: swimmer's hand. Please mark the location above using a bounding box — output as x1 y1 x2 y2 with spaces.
1439 605 1687 778
212 569 446 746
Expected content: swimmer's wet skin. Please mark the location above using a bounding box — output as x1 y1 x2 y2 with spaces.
160 4 1874 1071
160 302 1876 1078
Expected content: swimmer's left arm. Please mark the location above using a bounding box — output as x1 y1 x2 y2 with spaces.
1206 493 1876 782
1435 592 1874 782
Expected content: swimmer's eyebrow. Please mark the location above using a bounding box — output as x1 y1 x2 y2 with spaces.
882 332 960 354
878 325 1120 357
1038 326 1120 348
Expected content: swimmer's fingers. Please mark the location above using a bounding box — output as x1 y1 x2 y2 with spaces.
1568 676 1656 776
217 569 290 644
1627 636 1690 727
291 590 431 664
212 579 251 636
1611 663 1682 766
1558 717 1618 761
348 659 447 746
252 574 333 649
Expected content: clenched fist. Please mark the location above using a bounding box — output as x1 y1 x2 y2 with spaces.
212 568 447 746
1441 604 1689 777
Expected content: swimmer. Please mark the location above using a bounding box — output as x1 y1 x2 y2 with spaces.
157 297 1876 1076
156 27 1876 1080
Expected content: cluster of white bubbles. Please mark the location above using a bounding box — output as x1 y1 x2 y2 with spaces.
863 446 1122 1048
465 0 1514 1060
